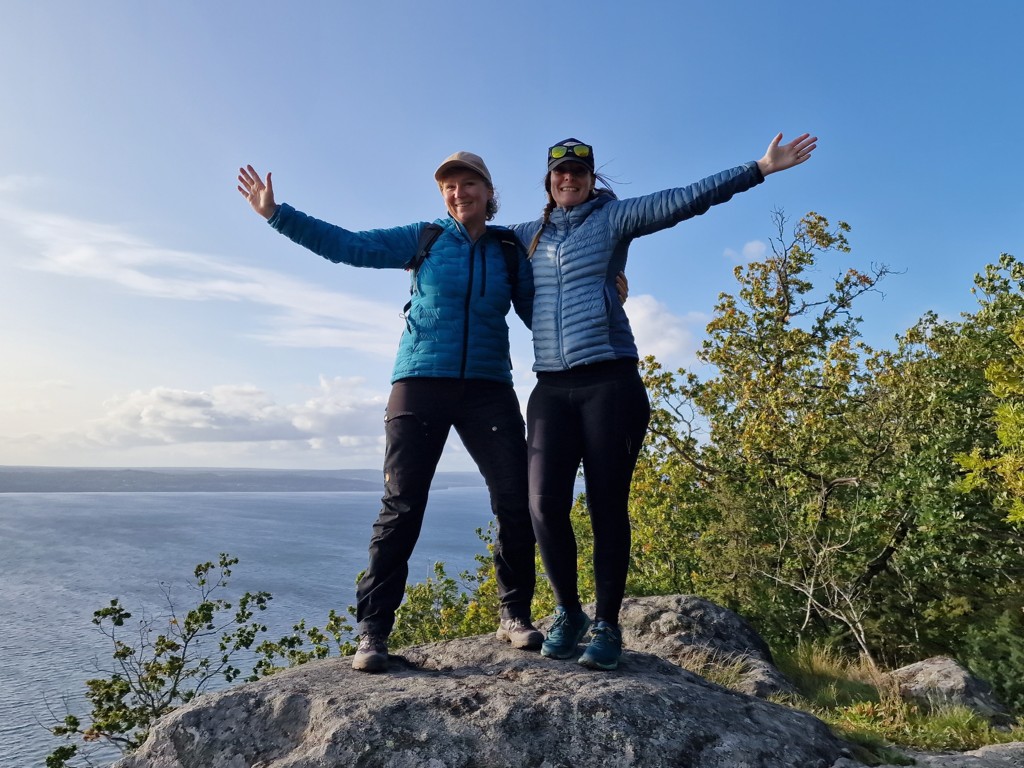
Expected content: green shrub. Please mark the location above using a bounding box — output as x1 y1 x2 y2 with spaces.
958 607 1024 715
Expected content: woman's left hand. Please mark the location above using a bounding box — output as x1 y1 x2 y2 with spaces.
616 272 629 305
757 133 817 176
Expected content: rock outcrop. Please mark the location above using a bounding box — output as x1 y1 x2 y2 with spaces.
113 635 852 768
835 742 1024 767
889 656 1013 724
111 599 1024 768
612 594 797 699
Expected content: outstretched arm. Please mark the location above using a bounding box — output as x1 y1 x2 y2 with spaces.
756 133 817 176
237 165 279 219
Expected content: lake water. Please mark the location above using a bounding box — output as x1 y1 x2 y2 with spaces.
0 485 495 767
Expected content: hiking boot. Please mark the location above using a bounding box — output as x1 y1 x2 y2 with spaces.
495 617 544 650
540 606 591 660
352 633 389 673
578 620 622 671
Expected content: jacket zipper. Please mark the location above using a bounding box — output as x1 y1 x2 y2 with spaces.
553 211 569 369
460 239 477 378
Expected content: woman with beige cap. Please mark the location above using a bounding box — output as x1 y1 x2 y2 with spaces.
238 151 543 672
509 132 817 671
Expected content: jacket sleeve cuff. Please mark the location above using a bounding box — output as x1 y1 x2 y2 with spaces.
267 202 290 229
748 160 765 184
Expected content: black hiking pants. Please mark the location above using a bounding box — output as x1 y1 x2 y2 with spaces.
527 359 651 627
356 378 535 636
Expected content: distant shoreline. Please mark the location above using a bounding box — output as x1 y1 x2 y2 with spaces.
0 467 485 493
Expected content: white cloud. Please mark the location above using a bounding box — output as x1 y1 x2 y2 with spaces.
0 372 519 470
0 198 504 469
85 385 303 447
0 175 44 194
723 239 767 263
247 320 401 351
0 379 74 415
1 203 399 357
626 295 704 369
0 375 392 465
76 376 387 451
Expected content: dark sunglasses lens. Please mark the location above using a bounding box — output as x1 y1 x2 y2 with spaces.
549 146 569 159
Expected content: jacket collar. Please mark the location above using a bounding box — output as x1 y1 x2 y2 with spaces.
551 189 615 229
443 216 510 244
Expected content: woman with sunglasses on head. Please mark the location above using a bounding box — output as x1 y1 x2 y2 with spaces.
237 152 545 673
509 132 817 671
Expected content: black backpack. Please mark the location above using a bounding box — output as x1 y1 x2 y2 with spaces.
402 223 521 317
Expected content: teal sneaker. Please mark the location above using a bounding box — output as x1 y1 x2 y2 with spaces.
541 606 591 660
578 621 622 670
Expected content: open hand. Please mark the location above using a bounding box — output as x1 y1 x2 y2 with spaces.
757 133 817 176
237 165 278 219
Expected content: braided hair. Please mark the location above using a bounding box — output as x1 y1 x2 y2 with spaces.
526 196 558 258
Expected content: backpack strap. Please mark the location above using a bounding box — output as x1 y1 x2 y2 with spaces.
403 223 444 318
494 231 521 294
402 224 522 320
404 222 444 271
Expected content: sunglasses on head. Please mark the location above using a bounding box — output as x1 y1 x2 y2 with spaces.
549 144 592 160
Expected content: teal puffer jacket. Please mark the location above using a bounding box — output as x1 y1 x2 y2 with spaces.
509 162 764 372
269 203 533 384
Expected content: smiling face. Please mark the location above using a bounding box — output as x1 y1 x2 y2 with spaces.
439 169 492 229
549 162 594 209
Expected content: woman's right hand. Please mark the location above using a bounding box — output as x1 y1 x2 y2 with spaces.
237 165 278 220
756 133 816 176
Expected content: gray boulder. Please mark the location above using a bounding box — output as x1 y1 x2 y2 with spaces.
835 742 1024 767
889 656 1012 723
614 595 797 699
112 634 853 768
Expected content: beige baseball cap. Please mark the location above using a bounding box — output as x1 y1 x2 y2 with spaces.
434 151 493 187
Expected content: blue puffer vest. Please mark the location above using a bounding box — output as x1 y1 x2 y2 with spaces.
269 204 533 384
509 162 764 372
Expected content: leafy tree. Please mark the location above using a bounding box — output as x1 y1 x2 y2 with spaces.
958 312 1024 527
860 316 1003 661
944 257 1024 710
984 320 1024 526
959 607 1024 714
630 215 1024 671
48 554 273 766
389 560 493 647
856 254 1024 665
634 211 898 662
251 610 355 677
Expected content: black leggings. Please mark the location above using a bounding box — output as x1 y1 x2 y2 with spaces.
526 359 650 626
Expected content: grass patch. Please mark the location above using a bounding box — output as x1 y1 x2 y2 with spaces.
768 643 1024 755
671 645 757 691
678 640 1024 759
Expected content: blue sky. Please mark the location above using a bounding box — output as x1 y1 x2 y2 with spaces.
2 1 1021 470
